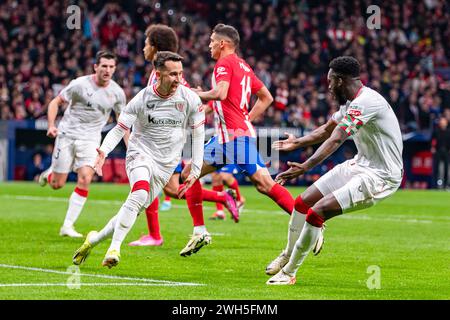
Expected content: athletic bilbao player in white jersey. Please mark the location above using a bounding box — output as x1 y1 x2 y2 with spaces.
266 56 403 285
128 24 238 247
72 52 205 268
178 24 295 257
38 51 127 238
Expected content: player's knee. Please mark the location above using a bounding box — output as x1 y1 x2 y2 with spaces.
253 176 273 194
163 184 178 198
130 181 150 209
50 181 65 189
128 189 148 210
77 175 92 187
211 174 222 186
255 182 271 195
294 196 310 214
223 175 235 186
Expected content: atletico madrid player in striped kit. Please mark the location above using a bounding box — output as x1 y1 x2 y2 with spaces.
178 24 296 257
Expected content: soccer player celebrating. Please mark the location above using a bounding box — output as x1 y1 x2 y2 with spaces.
266 56 403 285
178 24 295 256
72 51 205 268
38 51 127 238
128 24 237 247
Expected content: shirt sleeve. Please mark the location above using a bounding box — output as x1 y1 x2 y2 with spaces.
114 89 127 115
188 93 205 129
331 105 347 123
337 102 378 136
58 79 80 102
214 59 232 84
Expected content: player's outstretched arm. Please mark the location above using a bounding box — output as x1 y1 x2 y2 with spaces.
95 123 129 176
46 96 65 138
275 125 347 185
272 118 338 152
248 86 273 122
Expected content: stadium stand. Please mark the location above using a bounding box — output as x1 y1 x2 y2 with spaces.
0 0 449 188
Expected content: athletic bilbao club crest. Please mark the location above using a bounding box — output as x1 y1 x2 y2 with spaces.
176 102 185 112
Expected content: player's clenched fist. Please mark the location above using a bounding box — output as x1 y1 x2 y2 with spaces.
46 126 58 138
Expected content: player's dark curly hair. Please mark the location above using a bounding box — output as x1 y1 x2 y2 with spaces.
329 56 360 78
145 24 179 52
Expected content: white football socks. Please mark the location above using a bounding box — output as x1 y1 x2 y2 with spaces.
108 189 148 252
193 225 207 235
284 210 306 256
283 222 322 276
89 215 117 246
62 191 87 228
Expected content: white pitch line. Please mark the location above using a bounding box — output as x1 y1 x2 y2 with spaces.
0 195 124 205
0 264 203 287
0 282 193 287
1 194 447 224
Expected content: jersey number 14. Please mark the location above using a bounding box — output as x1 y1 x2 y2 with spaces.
240 75 252 110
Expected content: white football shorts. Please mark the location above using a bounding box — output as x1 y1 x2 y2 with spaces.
52 135 100 173
314 159 400 213
126 152 174 208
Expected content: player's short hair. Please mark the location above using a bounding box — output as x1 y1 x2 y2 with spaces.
95 51 117 65
145 24 179 52
212 23 240 48
153 51 184 70
329 56 360 78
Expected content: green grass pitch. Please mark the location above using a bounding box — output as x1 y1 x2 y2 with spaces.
0 182 448 300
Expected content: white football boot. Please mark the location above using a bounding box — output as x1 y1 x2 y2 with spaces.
179 232 212 257
265 250 290 275
60 225 83 238
266 269 296 285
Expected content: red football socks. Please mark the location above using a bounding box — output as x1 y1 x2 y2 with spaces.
212 185 224 211
268 183 294 214
145 197 161 239
185 179 205 226
229 178 242 202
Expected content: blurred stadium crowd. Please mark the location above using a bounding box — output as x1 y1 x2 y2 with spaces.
1 0 449 187
1 0 449 131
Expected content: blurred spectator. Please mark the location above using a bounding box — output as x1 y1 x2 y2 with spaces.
431 116 450 189
26 152 45 181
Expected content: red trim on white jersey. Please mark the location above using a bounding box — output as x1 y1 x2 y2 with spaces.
118 122 129 130
214 101 229 144
152 84 174 99
147 70 157 87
